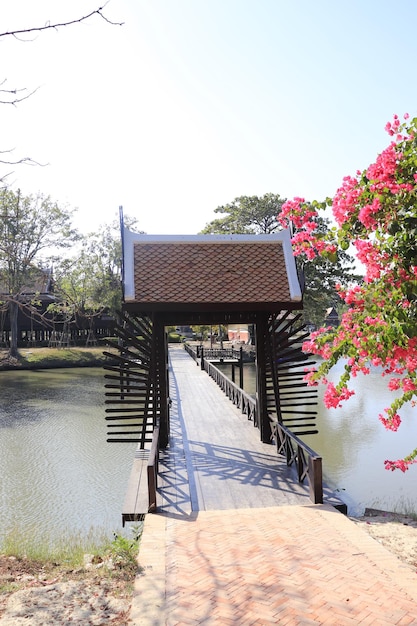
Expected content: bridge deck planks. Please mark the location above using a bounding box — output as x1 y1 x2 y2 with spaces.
155 345 311 515
122 449 151 523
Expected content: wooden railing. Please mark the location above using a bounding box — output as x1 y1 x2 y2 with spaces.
190 350 323 505
184 343 255 362
147 424 160 512
204 359 258 425
184 342 198 361
200 347 241 360
272 419 323 504
122 424 160 525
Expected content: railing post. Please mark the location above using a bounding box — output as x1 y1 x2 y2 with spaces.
308 456 323 504
239 347 244 389
200 347 204 370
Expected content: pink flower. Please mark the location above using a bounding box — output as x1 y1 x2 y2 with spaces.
324 383 355 409
388 378 401 391
384 458 416 472
402 378 417 392
379 412 401 431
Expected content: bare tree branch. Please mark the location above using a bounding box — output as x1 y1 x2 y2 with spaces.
0 2 123 185
0 150 48 186
0 80 39 106
0 2 124 40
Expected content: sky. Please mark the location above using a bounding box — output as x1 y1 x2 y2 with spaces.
2 0 417 236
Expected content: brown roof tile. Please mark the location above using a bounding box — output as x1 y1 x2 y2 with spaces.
133 242 291 304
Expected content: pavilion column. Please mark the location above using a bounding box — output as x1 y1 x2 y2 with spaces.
255 315 272 444
153 316 170 448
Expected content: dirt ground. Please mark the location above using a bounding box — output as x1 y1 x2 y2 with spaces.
0 555 134 624
351 508 417 570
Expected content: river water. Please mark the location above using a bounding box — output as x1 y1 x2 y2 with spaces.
2 361 417 547
217 360 417 516
0 368 136 547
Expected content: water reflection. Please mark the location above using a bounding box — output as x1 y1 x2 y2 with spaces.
0 369 136 545
217 360 417 515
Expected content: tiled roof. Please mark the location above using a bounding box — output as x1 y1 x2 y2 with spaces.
133 241 292 305
0 269 53 296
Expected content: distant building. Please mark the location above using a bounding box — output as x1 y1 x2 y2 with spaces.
0 268 116 347
227 324 250 344
324 306 339 328
175 325 194 338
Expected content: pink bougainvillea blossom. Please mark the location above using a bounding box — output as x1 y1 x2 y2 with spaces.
384 459 417 472
379 411 401 432
279 113 417 471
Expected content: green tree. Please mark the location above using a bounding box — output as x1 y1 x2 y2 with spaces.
53 215 143 344
201 194 285 234
201 194 357 326
299 216 359 327
0 188 77 357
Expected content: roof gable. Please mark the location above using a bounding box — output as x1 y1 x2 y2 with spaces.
122 231 302 312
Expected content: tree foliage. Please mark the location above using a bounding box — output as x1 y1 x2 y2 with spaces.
279 113 417 471
53 215 143 333
201 194 285 234
301 216 359 327
0 188 77 356
201 193 356 326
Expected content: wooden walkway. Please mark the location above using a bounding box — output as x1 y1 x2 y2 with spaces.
152 345 340 516
131 347 417 624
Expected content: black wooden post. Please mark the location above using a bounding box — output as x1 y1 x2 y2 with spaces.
155 318 169 448
255 316 272 444
200 346 205 370
239 346 244 389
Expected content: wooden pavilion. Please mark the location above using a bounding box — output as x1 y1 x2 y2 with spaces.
104 212 318 459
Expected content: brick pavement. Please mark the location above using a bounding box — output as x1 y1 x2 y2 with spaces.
132 504 417 625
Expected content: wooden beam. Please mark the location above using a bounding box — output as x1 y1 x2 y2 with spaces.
255 315 272 444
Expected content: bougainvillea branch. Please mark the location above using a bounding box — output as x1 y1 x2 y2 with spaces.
279 113 417 471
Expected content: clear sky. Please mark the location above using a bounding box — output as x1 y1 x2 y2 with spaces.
2 0 417 235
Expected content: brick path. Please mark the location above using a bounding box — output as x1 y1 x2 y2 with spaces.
129 347 417 624
132 504 417 625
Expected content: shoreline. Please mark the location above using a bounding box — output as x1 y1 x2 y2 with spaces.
351 508 417 570
0 346 111 371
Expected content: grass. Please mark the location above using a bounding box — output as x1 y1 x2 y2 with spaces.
1 524 142 566
0 346 117 370
1 526 109 568
0 524 143 595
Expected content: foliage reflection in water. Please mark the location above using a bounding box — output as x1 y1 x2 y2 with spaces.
0 368 136 547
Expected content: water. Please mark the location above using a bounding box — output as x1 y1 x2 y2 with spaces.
0 368 137 546
217 360 417 516
3 362 417 540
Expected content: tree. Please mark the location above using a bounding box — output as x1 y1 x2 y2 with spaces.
0 188 78 357
53 215 143 344
201 194 285 234
201 193 357 326
0 3 122 183
279 113 417 471
298 215 359 327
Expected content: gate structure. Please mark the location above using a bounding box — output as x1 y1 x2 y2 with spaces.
104 212 320 514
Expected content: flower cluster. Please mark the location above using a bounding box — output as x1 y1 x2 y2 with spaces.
384 459 417 472
279 113 417 471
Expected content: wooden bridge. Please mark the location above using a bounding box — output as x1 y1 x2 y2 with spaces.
117 344 344 524
104 218 344 522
